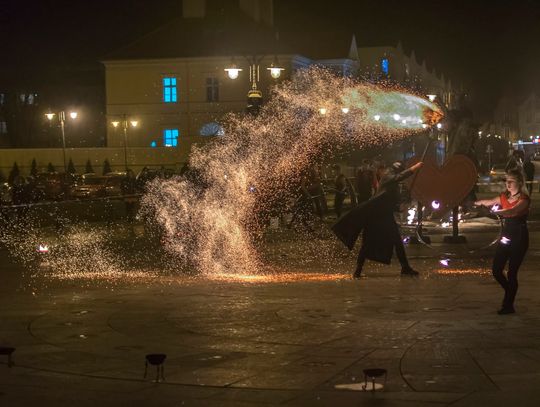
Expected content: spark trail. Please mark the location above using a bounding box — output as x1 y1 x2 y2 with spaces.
141 68 442 275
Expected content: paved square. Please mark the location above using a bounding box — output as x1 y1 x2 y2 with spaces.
2 244 540 406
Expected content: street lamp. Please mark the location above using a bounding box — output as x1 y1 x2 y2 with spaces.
427 94 437 102
111 114 139 170
225 55 284 114
45 110 78 173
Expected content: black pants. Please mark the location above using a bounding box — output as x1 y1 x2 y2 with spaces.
334 192 346 218
492 223 529 309
356 223 410 271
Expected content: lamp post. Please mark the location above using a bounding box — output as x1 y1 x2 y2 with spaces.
111 115 139 170
225 56 284 114
45 110 78 173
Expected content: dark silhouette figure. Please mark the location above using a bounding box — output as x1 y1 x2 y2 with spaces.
333 165 347 218
122 169 138 222
333 162 423 278
523 159 535 195
355 159 375 204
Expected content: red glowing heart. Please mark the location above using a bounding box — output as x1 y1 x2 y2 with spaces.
407 155 478 210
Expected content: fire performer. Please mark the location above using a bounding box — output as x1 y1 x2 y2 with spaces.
333 161 423 278
475 168 530 314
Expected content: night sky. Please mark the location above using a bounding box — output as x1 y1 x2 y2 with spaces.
1 0 539 119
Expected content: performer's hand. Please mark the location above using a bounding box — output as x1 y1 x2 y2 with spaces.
410 162 424 172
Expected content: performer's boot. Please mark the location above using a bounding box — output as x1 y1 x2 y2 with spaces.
498 293 515 314
400 266 419 276
497 306 515 315
353 265 363 279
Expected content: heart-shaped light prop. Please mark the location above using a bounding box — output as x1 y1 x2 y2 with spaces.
407 154 478 211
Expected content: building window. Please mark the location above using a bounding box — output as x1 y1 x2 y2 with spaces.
0 121 6 134
206 77 219 102
381 58 389 76
199 122 224 136
150 140 157 147
18 93 37 105
163 128 179 147
162 77 177 103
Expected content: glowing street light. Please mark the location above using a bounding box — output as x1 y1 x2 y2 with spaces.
225 66 242 80
226 56 285 113
373 114 381 121
45 110 78 173
393 113 401 121
427 94 437 102
436 123 443 129
318 108 327 115
341 107 350 114
111 114 139 170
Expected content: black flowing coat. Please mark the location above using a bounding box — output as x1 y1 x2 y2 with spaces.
332 169 413 264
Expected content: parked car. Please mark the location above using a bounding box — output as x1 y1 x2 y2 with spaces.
136 168 175 190
103 172 126 197
71 173 126 199
34 172 73 201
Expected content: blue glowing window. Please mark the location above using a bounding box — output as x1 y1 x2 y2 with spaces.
163 129 179 147
381 58 389 75
163 77 177 103
150 140 157 147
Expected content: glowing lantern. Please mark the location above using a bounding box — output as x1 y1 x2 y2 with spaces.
224 64 242 79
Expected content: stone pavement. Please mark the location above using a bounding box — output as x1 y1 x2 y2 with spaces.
2 244 540 407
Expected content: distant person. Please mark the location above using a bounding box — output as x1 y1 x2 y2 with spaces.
333 165 347 218
506 150 524 172
305 166 325 219
355 160 376 203
122 169 138 222
11 176 30 220
475 168 530 315
523 158 535 195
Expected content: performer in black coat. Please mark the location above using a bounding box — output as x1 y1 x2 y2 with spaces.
332 161 423 278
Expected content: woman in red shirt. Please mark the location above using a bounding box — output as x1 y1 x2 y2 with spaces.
476 168 530 314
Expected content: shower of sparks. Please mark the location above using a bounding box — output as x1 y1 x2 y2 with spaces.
140 68 442 275
0 68 442 281
207 271 350 284
432 268 491 276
